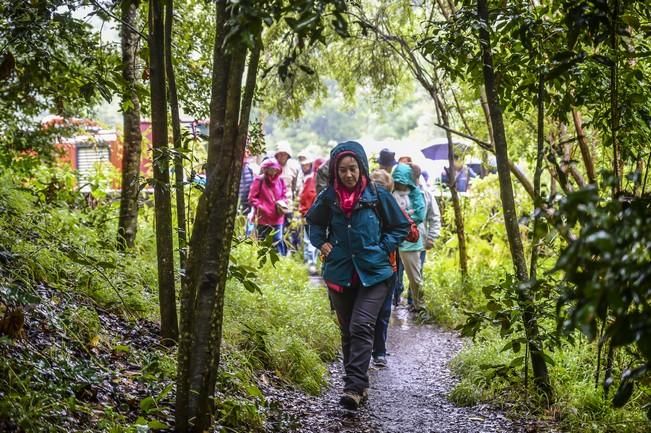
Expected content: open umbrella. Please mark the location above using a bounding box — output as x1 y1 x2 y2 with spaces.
420 143 448 160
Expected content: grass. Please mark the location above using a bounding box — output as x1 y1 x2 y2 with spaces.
0 167 340 432
225 241 339 395
448 327 651 432
420 176 651 432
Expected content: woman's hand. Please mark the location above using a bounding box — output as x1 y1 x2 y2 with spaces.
320 242 333 258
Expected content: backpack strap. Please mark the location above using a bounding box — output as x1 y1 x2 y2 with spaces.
369 182 387 230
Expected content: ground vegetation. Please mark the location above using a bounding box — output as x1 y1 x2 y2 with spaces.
1 0 651 431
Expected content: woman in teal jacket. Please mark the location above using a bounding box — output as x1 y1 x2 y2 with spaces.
306 141 409 410
392 163 426 311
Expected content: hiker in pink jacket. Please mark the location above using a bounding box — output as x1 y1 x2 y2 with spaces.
248 158 288 255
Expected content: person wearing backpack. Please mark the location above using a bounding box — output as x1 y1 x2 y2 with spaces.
306 141 409 410
369 169 396 368
392 163 427 312
248 158 288 255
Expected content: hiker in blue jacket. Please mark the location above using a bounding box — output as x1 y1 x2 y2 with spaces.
306 141 409 410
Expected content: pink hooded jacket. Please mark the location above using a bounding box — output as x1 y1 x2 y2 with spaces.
248 158 287 226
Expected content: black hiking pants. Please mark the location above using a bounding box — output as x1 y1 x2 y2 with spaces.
329 279 392 393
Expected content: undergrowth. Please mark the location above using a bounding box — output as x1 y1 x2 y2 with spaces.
423 175 651 432
449 328 651 432
0 167 339 432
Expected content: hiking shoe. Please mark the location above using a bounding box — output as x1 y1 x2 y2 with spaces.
339 389 368 410
373 355 388 368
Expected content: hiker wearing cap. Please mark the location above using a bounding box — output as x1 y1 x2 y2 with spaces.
306 141 409 410
298 152 314 176
274 141 304 202
274 141 304 254
378 148 398 172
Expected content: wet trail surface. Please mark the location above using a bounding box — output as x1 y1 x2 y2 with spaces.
265 306 527 433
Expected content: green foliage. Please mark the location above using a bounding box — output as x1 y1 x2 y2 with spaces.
223 240 339 395
426 171 651 430
423 175 535 327
63 305 101 346
0 168 158 316
266 333 328 395
450 328 651 432
217 396 264 431
555 186 651 409
0 1 120 164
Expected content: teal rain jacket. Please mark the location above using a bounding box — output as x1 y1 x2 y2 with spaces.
306 141 410 288
392 163 426 252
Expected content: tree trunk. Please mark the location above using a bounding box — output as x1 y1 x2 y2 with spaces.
117 0 142 250
530 74 544 281
175 2 262 429
610 0 622 194
477 0 552 401
432 88 469 280
149 0 178 342
571 108 597 185
479 85 495 146
164 0 187 271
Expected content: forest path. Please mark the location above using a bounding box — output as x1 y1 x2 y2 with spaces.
266 305 529 433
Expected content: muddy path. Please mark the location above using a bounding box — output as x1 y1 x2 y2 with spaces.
264 306 529 433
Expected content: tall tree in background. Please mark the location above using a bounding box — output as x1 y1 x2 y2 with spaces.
348 2 470 280
477 0 552 400
117 0 143 250
149 0 178 342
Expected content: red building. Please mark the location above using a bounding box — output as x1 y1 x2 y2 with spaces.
49 116 207 190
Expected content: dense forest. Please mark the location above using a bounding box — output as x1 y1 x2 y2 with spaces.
1 0 650 432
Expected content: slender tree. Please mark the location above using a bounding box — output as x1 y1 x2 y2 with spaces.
477 0 552 400
348 4 470 279
175 1 348 429
433 87 469 280
571 108 596 185
175 2 261 429
117 0 143 250
164 0 187 270
149 0 178 342
529 73 545 282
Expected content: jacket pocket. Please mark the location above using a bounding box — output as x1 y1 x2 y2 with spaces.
356 244 391 275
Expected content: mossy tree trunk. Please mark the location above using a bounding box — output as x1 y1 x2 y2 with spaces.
175 2 262 430
149 0 178 342
477 0 552 401
164 0 187 271
117 0 142 250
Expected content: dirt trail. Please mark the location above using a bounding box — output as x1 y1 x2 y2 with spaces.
265 306 527 433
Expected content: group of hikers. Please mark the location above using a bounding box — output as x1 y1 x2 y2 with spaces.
238 139 443 410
